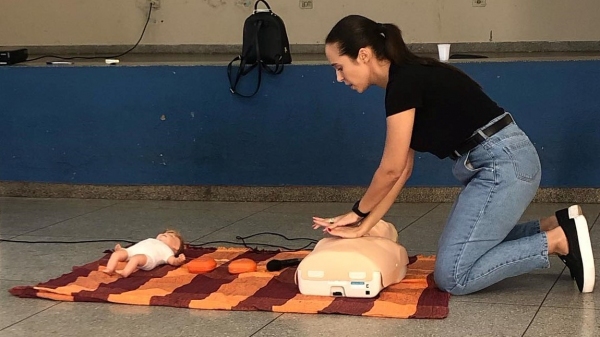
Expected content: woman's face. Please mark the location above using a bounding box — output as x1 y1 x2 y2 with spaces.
325 43 372 93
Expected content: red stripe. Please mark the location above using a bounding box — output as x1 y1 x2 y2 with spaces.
9 285 41 298
75 248 217 303
318 296 375 315
231 267 299 311
40 255 108 289
409 255 418 264
150 250 277 307
408 273 450 319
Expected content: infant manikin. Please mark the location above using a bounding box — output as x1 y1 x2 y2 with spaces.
102 230 186 277
296 220 408 298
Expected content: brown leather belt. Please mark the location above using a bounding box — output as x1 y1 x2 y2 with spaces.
449 114 514 160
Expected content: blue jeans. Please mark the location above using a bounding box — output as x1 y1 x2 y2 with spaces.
434 113 548 295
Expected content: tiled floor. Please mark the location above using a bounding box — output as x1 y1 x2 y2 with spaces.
1 197 598 337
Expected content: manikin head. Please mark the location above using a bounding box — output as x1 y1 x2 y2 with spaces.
156 229 185 256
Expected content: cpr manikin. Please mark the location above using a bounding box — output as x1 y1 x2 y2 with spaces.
296 220 409 298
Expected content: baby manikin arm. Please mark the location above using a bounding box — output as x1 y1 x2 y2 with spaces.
296 220 409 298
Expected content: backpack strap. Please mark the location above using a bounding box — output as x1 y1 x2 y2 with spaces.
253 0 272 12
261 56 284 75
227 21 264 97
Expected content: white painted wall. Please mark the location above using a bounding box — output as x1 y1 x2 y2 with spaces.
1 0 598 47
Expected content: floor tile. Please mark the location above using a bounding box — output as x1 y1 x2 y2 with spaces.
190 211 332 250
386 202 441 217
542 258 600 309
406 249 437 256
395 211 447 252
0 197 115 210
262 202 422 232
22 205 262 243
191 210 418 250
589 213 600 244
518 203 574 222
0 236 116 282
262 202 355 216
265 202 439 218
451 255 565 305
254 301 537 337
115 199 278 213
519 203 600 230
0 301 280 337
524 306 600 337
0 197 116 235
0 280 58 330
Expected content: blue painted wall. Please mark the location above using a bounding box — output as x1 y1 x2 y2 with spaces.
1 60 599 187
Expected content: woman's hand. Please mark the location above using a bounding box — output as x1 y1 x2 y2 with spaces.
312 212 361 231
327 224 368 238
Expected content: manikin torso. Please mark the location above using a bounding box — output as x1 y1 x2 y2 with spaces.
296 220 409 297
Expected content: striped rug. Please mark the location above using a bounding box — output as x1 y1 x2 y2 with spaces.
9 247 449 319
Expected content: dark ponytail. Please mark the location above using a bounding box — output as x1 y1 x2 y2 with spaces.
326 15 480 88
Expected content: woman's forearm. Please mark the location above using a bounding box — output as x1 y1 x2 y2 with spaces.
358 167 411 235
357 147 414 215
357 149 414 235
358 166 403 214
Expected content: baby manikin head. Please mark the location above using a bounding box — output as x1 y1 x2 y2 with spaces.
156 229 185 256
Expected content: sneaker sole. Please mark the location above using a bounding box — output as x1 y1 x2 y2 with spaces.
574 215 595 293
557 205 584 280
568 205 583 219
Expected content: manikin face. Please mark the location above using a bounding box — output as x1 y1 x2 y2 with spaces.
156 231 181 253
325 43 372 93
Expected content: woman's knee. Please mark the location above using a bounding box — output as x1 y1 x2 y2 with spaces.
433 261 474 295
434 274 474 295
434 261 457 292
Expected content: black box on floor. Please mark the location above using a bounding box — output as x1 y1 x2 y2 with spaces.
0 48 29 65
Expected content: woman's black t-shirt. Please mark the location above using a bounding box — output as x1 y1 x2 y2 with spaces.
385 63 505 159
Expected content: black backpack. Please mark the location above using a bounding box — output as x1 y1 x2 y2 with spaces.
227 0 292 97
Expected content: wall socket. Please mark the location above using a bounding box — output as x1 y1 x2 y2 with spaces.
472 0 486 7
300 0 313 9
150 0 160 9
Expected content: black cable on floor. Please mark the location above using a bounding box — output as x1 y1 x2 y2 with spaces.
24 5 153 62
0 232 319 251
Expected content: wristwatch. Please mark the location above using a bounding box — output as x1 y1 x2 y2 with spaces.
352 199 370 218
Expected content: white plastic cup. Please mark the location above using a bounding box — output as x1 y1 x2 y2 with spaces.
437 43 451 62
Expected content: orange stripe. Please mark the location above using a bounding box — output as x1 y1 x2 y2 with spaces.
34 270 119 298
36 292 75 302
187 250 308 310
272 293 334 314
232 268 300 311
364 288 421 318
189 271 275 310
110 249 250 306
152 248 276 307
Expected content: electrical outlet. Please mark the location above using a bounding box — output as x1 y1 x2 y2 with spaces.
300 0 313 9
150 0 160 9
472 0 486 7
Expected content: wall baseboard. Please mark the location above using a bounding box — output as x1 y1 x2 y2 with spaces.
1 182 598 204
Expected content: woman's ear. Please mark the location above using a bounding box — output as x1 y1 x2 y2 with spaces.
357 47 372 64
